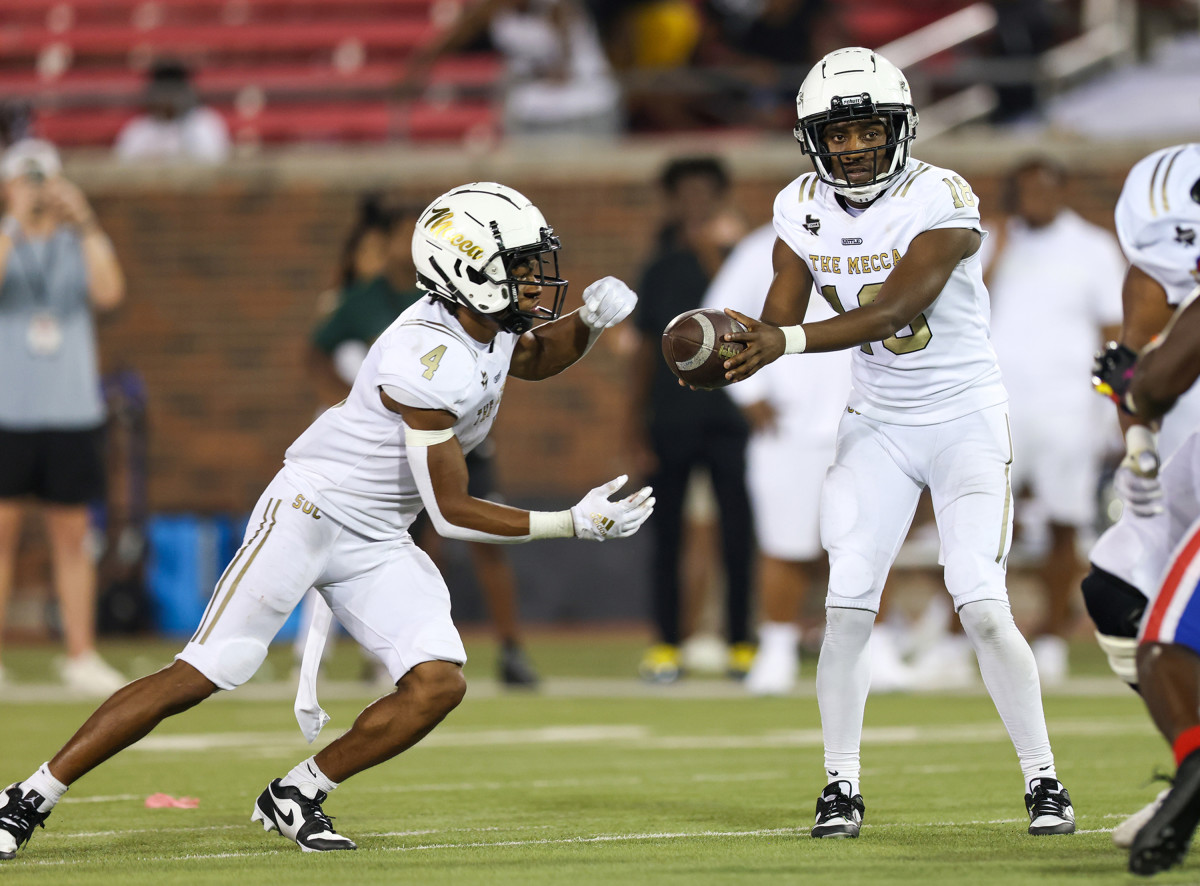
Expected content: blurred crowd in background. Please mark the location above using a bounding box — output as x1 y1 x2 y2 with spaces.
0 0 1198 150
0 0 1195 694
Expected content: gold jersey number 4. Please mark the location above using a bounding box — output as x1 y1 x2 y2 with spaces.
819 283 933 356
420 345 447 380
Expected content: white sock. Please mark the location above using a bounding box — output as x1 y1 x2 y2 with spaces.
958 600 1056 791
816 607 875 797
757 621 800 653
22 763 68 811
280 757 338 800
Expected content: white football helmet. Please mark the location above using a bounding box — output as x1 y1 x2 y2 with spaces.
793 47 919 202
412 182 568 334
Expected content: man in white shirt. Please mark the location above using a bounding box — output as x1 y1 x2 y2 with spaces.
987 156 1125 684
0 182 652 861
114 60 230 165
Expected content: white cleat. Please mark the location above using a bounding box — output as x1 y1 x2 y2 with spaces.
1112 788 1170 849
251 779 356 852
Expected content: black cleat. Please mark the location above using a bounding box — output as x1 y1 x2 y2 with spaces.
0 784 51 860
251 779 356 852
1130 750 1200 875
499 643 540 688
1025 778 1076 835
811 780 865 838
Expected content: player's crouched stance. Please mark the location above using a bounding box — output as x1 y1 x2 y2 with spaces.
0 182 653 860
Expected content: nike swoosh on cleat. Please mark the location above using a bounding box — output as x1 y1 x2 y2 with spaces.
277 808 295 827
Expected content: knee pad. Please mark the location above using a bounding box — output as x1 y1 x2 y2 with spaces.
827 554 878 605
214 637 270 688
1082 565 1148 687
1081 565 1148 639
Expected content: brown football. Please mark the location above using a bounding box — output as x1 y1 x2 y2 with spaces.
661 308 747 390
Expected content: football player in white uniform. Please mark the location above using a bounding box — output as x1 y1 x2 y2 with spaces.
1089 144 1200 875
718 47 1074 838
0 182 653 860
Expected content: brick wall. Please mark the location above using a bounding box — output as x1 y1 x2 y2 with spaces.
6 135 1175 631
77 142 1144 512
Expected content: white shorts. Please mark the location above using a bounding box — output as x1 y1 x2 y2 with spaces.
177 469 466 690
1091 430 1200 602
820 404 1014 613
747 430 834 561
1007 403 1103 527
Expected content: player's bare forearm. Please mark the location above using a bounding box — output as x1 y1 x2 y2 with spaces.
721 228 976 380
508 312 592 380
1117 264 1175 432
760 236 813 325
804 227 977 352
713 238 809 381
419 423 541 537
1131 292 1200 421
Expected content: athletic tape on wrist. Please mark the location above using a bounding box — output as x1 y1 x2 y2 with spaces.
529 510 574 539
782 325 807 354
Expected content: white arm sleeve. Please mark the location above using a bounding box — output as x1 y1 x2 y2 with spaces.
407 442 534 544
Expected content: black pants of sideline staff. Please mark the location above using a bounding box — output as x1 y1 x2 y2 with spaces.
648 422 753 648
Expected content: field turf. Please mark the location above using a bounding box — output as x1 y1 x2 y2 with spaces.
0 635 1186 884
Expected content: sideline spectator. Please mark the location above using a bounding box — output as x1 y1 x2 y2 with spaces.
627 156 753 683
986 156 1125 684
113 59 230 164
403 0 621 137
0 139 127 694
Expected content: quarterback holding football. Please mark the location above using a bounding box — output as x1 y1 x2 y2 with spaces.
718 47 1075 839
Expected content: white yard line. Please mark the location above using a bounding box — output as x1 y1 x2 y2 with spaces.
12 819 1119 867
117 716 1155 754
0 675 1134 704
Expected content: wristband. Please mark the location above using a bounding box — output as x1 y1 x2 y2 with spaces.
529 510 574 539
782 325 807 354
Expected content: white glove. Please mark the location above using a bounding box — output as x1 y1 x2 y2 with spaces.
571 474 655 541
1115 425 1163 517
579 276 637 330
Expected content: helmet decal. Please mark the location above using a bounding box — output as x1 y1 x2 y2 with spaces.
411 182 569 334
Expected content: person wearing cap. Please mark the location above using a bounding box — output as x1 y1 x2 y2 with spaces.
113 59 230 164
0 138 127 694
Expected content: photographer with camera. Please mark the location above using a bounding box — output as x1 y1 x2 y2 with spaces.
0 138 126 694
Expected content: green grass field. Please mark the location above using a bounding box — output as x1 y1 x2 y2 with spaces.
0 635 1187 884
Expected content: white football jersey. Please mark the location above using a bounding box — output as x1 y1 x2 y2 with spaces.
1114 143 1200 307
774 158 1006 425
702 223 852 442
1114 143 1200 457
284 296 517 540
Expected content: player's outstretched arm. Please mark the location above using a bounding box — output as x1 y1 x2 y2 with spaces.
712 237 812 382
385 390 654 542
510 277 637 380
722 227 979 382
1131 286 1200 422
